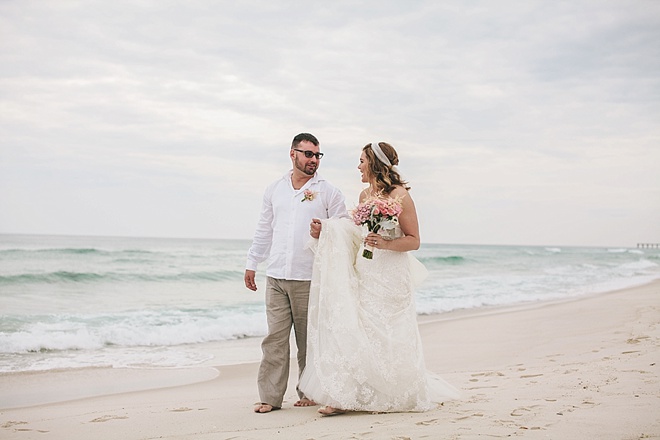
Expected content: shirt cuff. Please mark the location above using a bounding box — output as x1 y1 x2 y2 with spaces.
245 260 259 271
303 237 319 254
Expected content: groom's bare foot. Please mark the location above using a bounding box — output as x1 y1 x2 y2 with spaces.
253 403 280 413
294 397 317 407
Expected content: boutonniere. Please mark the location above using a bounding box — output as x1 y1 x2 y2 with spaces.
301 189 319 202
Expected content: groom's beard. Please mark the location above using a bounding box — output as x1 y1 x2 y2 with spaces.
295 156 317 176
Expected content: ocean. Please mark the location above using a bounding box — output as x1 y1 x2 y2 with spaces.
1 233 659 374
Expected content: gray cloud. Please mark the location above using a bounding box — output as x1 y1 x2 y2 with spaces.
1 0 659 245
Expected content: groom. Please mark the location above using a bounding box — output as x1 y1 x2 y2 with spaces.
245 133 348 413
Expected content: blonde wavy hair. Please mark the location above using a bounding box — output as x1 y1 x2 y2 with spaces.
362 142 410 195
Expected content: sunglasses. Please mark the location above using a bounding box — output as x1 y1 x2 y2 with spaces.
293 148 324 159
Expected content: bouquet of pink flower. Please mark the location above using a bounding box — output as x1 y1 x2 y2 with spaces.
352 194 403 259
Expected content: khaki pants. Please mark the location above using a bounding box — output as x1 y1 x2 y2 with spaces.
257 277 311 408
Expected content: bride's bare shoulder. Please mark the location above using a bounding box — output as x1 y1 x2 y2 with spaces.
389 185 410 199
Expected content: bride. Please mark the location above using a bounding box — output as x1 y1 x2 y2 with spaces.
300 142 460 416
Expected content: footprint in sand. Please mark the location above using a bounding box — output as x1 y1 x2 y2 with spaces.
90 415 129 423
1 421 49 433
471 371 505 377
626 336 650 344
556 405 579 415
511 405 541 417
2 421 28 428
510 407 531 417
455 412 484 420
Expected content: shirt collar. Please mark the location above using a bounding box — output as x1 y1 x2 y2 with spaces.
284 169 325 188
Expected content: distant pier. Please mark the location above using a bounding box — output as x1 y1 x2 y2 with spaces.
637 243 660 248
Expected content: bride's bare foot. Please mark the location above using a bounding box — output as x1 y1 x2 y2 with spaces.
294 397 317 407
318 406 347 416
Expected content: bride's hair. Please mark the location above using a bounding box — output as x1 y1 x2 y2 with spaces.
363 142 410 194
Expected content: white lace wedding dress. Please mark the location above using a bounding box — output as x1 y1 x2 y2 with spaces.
299 217 460 412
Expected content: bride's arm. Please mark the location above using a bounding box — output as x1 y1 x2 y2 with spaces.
368 186 420 252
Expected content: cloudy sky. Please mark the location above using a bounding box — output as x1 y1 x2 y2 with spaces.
1 0 659 247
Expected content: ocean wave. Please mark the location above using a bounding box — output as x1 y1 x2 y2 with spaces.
0 308 267 355
420 255 466 265
0 248 159 260
607 248 648 255
3 235 660 373
0 270 243 284
617 259 658 271
0 271 106 284
0 247 99 255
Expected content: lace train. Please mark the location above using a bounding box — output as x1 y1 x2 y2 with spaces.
299 218 460 412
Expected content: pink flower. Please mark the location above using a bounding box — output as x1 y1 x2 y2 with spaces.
301 189 318 202
350 194 403 259
351 194 403 231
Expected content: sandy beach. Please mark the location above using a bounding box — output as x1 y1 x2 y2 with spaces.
1 281 658 440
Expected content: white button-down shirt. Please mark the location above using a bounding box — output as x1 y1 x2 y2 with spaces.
246 170 349 280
